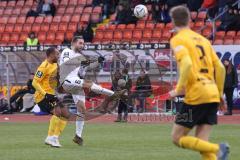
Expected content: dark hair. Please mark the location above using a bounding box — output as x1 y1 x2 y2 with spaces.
72 36 84 43
46 47 56 57
170 5 190 27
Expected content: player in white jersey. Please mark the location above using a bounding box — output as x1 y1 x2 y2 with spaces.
59 36 125 145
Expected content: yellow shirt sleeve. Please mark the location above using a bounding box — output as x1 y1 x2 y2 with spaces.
171 38 193 94
32 66 47 95
210 46 225 97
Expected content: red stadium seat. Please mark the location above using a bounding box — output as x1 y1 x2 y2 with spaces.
32 24 41 33
58 23 68 32
136 22 145 29
86 0 92 5
0 25 5 33
150 39 159 43
148 14 152 21
14 24 23 33
56 6 66 15
108 24 117 30
197 11 207 20
20 7 30 15
131 40 139 44
0 1 7 8
43 16 53 24
22 24 32 32
224 39 234 45
66 32 74 41
10 34 19 43
165 23 173 30
156 23 164 29
75 6 84 14
202 28 212 38
25 0 33 7
237 31 240 36
26 17 35 24
80 14 90 22
91 14 100 23
65 7 75 14
1 33 10 43
0 16 8 24
143 30 152 39
213 39 223 45
145 22 155 29
16 0 25 7
19 33 28 42
83 7 92 13
55 32 65 42
113 31 122 40
96 25 106 31
59 0 69 6
69 0 78 6
40 24 50 32
117 24 126 30
35 17 44 24
95 31 104 39
195 21 204 28
3 8 12 15
225 31 236 39
152 30 162 39
103 31 113 39
0 9 3 15
46 32 55 42
5 24 14 33
93 6 102 13
71 15 80 23
141 39 149 44
133 30 142 40
234 39 240 45
68 23 77 31
162 30 171 39
50 23 59 32
78 0 87 5
8 16 17 24
8 1 16 7
215 31 225 39
38 32 46 43
12 8 21 15
53 16 62 23
62 15 71 23
126 24 135 29
123 30 132 40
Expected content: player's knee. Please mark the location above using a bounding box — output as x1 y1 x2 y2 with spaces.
171 132 181 146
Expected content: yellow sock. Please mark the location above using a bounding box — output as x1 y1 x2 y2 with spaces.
53 117 67 137
47 115 59 136
201 152 217 160
179 136 219 153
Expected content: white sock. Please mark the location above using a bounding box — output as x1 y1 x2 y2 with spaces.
76 120 84 137
90 83 114 96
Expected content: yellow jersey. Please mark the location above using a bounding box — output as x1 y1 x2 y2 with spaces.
33 60 58 103
170 28 223 105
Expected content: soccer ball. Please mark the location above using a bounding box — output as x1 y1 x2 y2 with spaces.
134 4 148 19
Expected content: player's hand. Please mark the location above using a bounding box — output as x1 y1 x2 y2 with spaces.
219 96 226 111
169 90 177 99
45 93 57 102
98 56 105 63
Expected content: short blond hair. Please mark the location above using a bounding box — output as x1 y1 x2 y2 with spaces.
170 5 190 27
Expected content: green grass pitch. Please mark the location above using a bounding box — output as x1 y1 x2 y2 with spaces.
0 123 239 160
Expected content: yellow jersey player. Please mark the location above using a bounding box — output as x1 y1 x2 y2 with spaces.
32 47 67 148
168 6 229 160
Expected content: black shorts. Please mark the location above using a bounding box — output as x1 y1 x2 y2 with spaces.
37 97 63 114
175 102 218 129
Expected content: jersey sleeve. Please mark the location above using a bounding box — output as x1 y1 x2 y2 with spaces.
170 38 192 93
33 65 47 83
60 48 71 65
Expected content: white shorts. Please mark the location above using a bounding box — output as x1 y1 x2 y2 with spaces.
62 75 84 95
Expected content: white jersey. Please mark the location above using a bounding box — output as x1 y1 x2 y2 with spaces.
59 48 87 84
